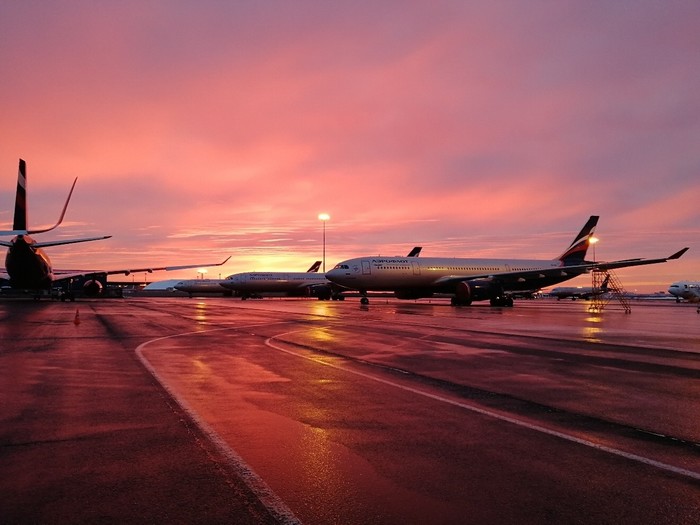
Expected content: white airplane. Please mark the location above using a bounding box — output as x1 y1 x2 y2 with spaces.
174 261 323 297
668 281 700 311
0 159 229 300
549 274 610 300
326 216 688 306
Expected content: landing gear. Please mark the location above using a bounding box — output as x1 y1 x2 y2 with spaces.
489 296 514 307
59 291 75 302
360 291 369 305
451 297 472 307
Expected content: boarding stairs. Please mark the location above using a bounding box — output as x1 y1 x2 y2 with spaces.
588 269 631 313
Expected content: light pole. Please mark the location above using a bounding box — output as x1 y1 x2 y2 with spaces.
318 213 330 272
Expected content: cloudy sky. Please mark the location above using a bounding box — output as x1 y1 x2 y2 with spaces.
1 1 698 291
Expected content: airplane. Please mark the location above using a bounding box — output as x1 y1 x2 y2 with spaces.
668 281 700 311
325 216 689 306
174 261 323 297
220 266 336 300
549 274 610 300
0 159 229 300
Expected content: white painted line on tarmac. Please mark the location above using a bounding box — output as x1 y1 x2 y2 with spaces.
266 332 700 483
135 327 302 525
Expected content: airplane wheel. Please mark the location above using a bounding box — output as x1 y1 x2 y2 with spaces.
360 297 369 305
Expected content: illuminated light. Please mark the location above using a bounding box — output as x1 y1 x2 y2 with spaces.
590 236 599 261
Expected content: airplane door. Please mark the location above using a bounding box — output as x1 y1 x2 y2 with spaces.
362 260 371 275
412 261 420 275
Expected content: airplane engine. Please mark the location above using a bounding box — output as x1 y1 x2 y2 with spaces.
309 284 333 300
82 279 103 297
455 280 500 304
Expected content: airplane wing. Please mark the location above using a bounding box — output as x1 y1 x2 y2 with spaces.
588 247 688 271
51 256 231 282
435 248 689 289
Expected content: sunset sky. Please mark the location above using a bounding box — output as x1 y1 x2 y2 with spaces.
1 1 698 292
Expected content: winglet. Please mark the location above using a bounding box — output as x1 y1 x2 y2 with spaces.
10 158 79 235
668 247 689 260
28 177 78 235
407 246 422 257
163 256 231 271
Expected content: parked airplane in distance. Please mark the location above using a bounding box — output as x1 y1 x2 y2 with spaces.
549 274 610 300
174 261 323 297
220 265 336 300
326 216 688 306
0 159 229 300
668 281 700 311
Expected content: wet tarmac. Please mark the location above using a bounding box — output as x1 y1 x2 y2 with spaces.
1 297 699 524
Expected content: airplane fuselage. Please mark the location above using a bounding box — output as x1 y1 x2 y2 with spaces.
174 279 229 294
4 235 53 289
549 286 600 300
327 257 579 297
221 272 330 294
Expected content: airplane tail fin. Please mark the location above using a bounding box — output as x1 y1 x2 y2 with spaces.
557 215 599 266
12 159 28 231
307 261 322 273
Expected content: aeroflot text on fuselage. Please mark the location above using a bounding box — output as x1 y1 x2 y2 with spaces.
371 259 409 264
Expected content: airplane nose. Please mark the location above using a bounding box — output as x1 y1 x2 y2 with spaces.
325 269 340 281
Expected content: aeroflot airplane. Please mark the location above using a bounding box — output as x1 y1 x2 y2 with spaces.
0 159 229 300
219 248 423 300
326 216 688 306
